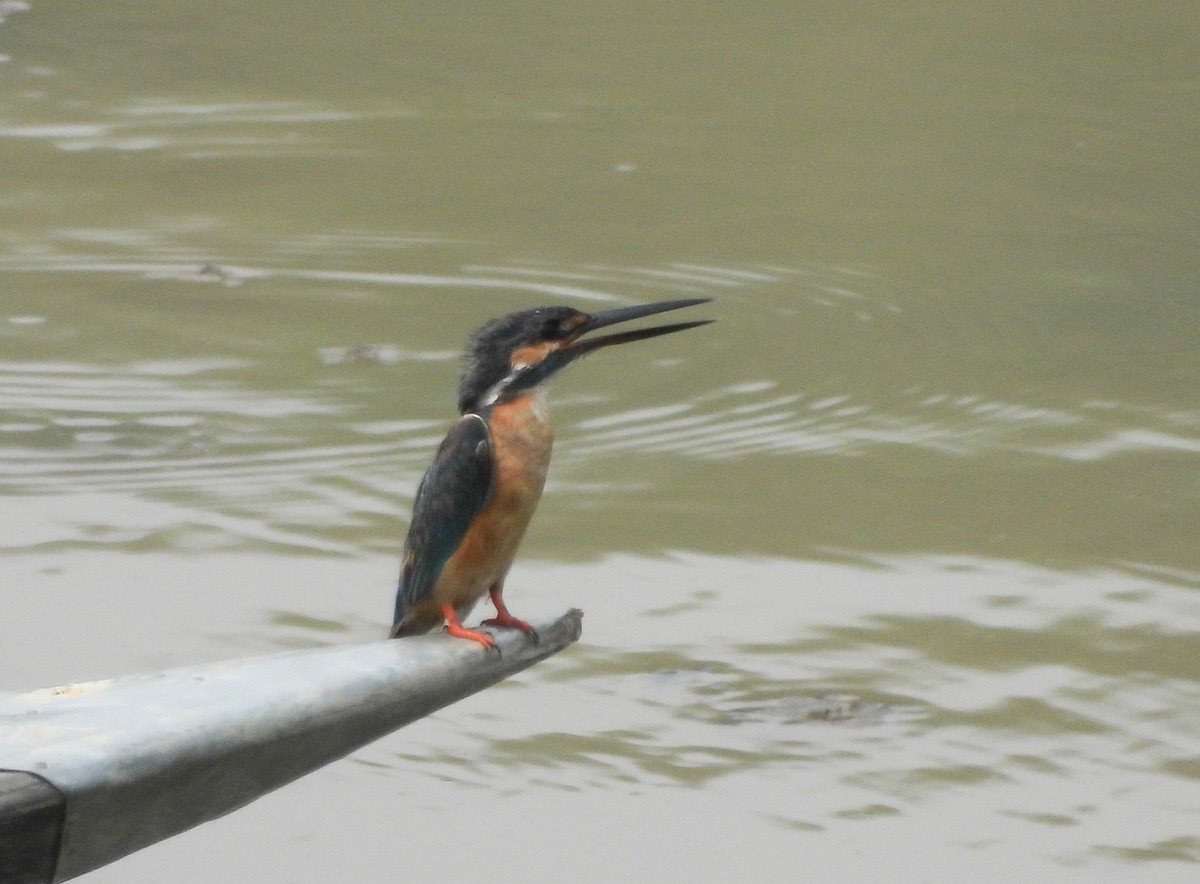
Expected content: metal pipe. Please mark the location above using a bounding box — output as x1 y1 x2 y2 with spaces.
0 609 582 883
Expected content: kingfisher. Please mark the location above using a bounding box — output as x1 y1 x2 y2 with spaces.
389 298 712 647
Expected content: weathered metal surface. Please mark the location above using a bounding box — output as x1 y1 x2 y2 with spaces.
0 610 581 882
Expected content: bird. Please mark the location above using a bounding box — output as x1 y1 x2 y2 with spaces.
389 298 713 647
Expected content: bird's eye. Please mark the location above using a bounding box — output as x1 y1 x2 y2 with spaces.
545 314 585 340
543 318 571 339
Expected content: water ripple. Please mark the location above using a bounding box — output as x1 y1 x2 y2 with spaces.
565 382 1200 462
3 249 1195 568
0 359 317 416
0 356 426 553
0 99 372 156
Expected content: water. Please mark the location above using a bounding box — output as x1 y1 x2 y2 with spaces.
2 2 1199 881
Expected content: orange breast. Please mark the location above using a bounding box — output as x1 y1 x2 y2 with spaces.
432 392 554 614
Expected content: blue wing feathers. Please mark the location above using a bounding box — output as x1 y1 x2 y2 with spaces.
392 414 494 629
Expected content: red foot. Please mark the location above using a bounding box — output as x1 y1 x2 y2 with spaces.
440 604 495 649
481 586 539 642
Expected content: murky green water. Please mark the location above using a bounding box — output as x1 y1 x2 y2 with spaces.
3 2 1199 881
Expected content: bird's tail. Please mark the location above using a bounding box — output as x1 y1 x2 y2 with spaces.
389 576 440 638
389 576 408 638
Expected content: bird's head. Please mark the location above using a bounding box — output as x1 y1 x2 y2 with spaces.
456 298 712 413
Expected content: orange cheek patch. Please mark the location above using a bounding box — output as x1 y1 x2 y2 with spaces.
510 341 558 369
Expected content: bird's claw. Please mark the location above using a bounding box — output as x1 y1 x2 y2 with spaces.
481 615 539 645
444 621 498 652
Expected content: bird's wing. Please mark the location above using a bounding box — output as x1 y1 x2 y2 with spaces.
393 413 494 628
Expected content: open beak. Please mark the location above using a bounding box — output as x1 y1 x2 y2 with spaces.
562 298 713 361
501 298 713 399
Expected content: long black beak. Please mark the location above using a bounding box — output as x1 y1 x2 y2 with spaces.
502 298 713 398
564 297 713 360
